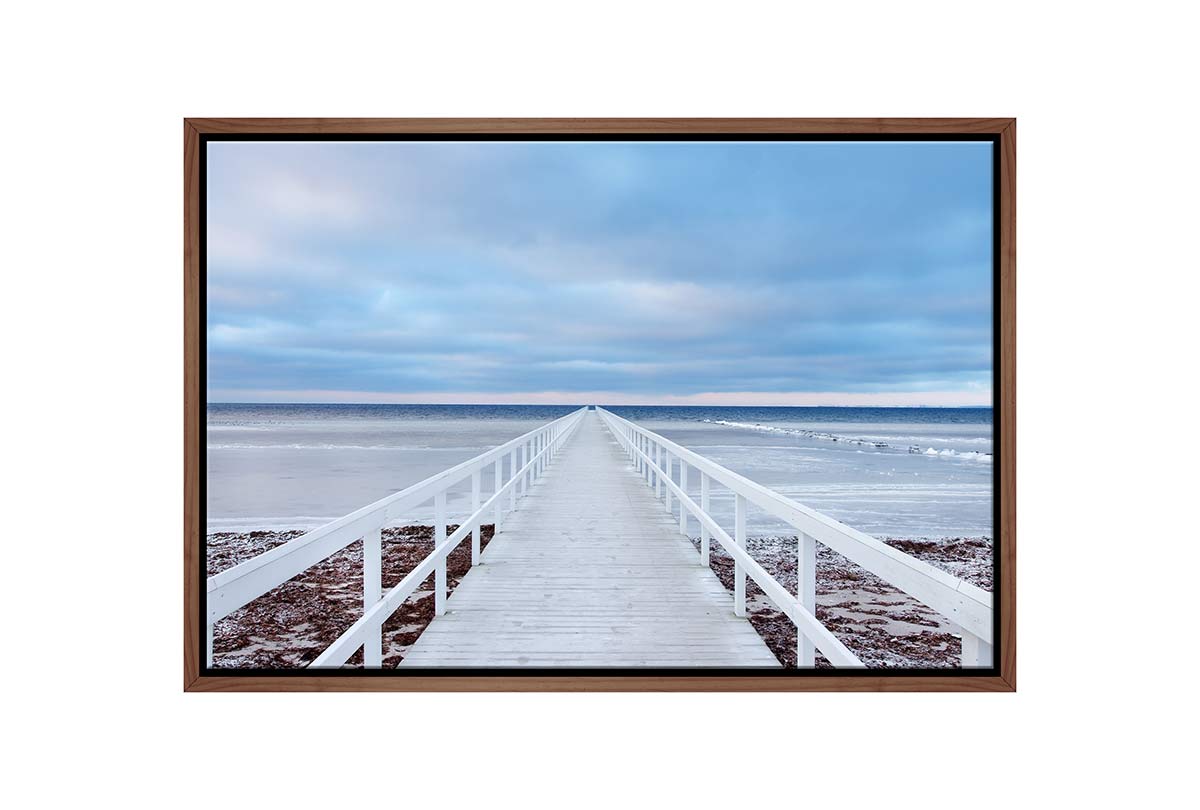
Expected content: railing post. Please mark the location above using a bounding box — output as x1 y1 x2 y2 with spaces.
734 494 747 617
434 492 447 616
654 442 661 499
679 461 689 535
961 631 993 668
493 458 502 535
509 450 517 510
664 450 672 511
700 472 710 567
517 444 524 498
797 531 816 667
470 469 481 566
364 524 382 666
206 621 213 668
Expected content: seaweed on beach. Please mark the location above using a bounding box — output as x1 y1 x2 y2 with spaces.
207 525 495 669
207 527 992 671
692 534 992 668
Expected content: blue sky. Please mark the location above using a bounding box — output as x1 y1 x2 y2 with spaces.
206 140 993 406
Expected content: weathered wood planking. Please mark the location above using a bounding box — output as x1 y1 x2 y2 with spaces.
401 412 780 668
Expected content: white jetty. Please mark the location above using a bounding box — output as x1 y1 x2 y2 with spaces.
206 408 993 669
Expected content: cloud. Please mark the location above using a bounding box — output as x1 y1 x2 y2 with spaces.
205 140 994 404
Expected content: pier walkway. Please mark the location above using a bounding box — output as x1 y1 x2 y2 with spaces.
400 411 778 667
206 407 993 670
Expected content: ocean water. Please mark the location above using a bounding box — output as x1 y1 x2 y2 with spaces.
206 404 993 538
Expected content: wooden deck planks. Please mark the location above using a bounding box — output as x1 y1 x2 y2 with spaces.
400 411 780 668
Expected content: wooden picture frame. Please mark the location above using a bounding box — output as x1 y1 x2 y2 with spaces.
185 118 1015 692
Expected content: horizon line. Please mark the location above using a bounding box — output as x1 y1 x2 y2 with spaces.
205 389 992 408
207 401 991 409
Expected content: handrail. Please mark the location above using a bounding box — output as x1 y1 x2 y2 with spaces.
206 407 588 667
596 407 993 668
310 408 586 668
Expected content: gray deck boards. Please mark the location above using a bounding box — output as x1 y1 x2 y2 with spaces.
400 411 780 668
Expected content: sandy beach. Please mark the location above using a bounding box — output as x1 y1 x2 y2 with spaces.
696 534 992 668
208 527 990 669
209 525 496 668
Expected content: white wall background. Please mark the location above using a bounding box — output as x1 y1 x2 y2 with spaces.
1 1 1194 806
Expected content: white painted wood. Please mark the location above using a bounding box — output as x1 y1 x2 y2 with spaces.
517 444 525 498
207 409 585 624
664 450 672 513
311 413 587 668
700 472 710 567
679 462 689 535
363 525 382 666
434 492 447 616
230 401 986 671
598 410 863 667
961 630 993 668
493 459 502 534
654 442 662 499
734 494 747 617
470 469 481 566
509 450 516 511
797 531 816 668
401 412 779 668
597 408 992 645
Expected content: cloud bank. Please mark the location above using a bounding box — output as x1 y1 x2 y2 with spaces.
207 140 993 405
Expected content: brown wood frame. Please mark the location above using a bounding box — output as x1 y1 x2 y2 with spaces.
185 118 1015 692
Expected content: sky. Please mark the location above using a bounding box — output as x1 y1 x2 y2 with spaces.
206 140 993 406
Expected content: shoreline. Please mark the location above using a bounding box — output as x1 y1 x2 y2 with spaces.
207 527 991 669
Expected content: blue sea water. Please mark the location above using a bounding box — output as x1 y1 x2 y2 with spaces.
206 404 993 538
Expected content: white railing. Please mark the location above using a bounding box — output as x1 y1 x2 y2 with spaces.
206 407 588 668
596 407 994 669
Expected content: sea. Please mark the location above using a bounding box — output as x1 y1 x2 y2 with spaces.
206 404 994 539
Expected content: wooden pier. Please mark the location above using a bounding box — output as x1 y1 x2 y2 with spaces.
208 407 992 670
401 411 779 667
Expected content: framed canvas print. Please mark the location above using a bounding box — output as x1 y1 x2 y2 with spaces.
184 118 1015 691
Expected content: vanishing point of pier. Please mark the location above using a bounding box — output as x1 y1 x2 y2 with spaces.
206 408 993 670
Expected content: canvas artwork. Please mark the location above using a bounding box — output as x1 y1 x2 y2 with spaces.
190 123 1010 688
